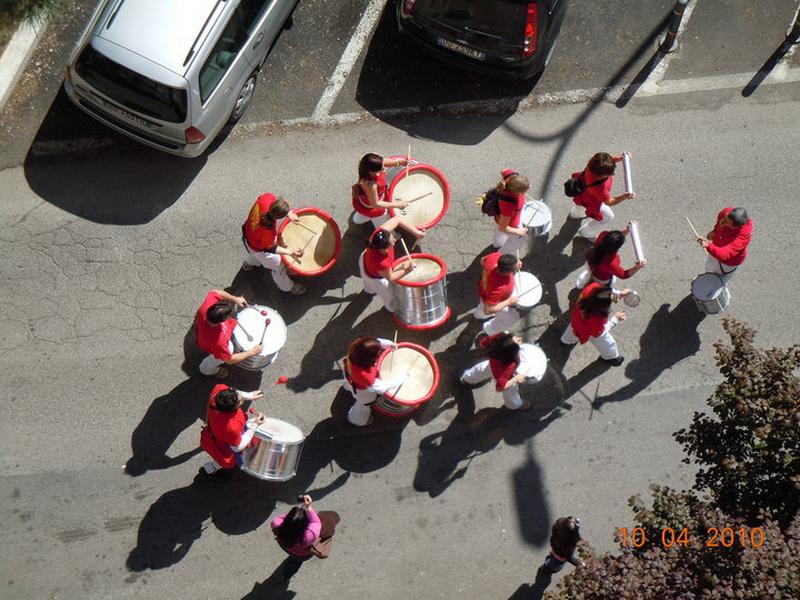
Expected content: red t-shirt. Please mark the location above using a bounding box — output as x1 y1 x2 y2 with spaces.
346 359 379 391
573 168 613 221
200 384 247 468
352 171 387 218
244 193 280 251
480 334 520 391
571 282 609 343
363 229 395 279
494 191 525 228
195 291 235 361
478 252 515 305
589 231 631 281
708 207 753 266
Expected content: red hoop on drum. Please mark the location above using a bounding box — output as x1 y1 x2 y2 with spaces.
390 253 451 330
386 164 451 229
373 342 440 417
278 206 342 276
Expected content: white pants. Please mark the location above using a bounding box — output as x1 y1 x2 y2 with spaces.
359 251 396 312
460 360 523 409
560 321 619 360
353 210 389 229
198 340 234 375
573 204 614 241
576 270 614 289
342 379 377 426
493 229 527 255
473 302 521 336
705 255 737 283
242 240 294 292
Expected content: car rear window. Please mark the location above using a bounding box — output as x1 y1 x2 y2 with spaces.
414 0 527 41
75 44 188 123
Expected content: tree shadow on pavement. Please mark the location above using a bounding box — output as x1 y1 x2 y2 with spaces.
354 2 538 145
23 91 206 226
593 296 704 407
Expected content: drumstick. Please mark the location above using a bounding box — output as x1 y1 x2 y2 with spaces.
523 195 542 228
515 250 521 291
685 216 701 240
236 321 253 342
294 220 319 236
292 234 316 263
405 191 433 205
388 354 423 396
517 280 542 299
259 317 271 345
389 330 398 371
400 237 414 267
405 144 411 178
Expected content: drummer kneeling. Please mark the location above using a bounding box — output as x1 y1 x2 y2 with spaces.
199 384 265 481
342 337 408 426
560 283 629 367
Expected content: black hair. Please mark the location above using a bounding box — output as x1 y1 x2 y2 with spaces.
274 506 310 548
487 332 520 364
358 153 384 179
368 229 391 250
213 388 239 412
550 516 581 556
586 231 625 267
207 302 235 324
348 337 384 367
497 254 518 274
729 207 748 226
588 152 616 176
578 286 613 318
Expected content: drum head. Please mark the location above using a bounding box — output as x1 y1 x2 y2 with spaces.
521 200 551 228
691 273 724 301
257 418 305 443
388 165 450 229
396 255 444 285
233 306 287 355
378 343 439 405
513 271 542 308
516 343 547 381
279 208 341 276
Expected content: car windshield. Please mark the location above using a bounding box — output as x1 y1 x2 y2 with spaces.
75 44 188 123
414 0 527 40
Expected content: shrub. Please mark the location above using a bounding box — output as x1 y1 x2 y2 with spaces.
0 0 64 25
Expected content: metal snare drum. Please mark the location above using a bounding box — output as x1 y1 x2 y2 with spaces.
520 199 551 236
232 305 287 370
391 253 451 330
241 418 305 481
691 273 730 315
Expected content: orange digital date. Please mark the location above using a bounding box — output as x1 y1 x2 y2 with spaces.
617 526 764 549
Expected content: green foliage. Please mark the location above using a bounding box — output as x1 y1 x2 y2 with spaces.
546 320 800 598
674 318 800 527
0 0 64 25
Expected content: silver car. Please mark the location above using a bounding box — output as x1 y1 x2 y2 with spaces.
64 0 298 157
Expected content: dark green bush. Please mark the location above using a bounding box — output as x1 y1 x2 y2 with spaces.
0 0 64 25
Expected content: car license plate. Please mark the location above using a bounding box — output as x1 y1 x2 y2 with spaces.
437 37 485 61
101 100 152 128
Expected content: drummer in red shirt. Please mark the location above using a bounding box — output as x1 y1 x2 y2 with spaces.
568 152 635 241
473 252 522 336
342 336 409 426
460 332 529 410
359 215 426 313
352 153 411 228
195 289 263 378
697 207 752 283
576 225 646 289
199 384 265 481
560 283 630 366
492 169 531 255
241 193 307 296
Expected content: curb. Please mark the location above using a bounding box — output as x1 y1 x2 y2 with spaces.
0 17 48 112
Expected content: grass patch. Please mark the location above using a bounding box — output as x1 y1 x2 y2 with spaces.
0 0 63 47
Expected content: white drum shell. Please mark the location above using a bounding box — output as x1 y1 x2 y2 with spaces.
513 271 542 309
232 306 287 370
691 273 731 315
521 200 552 236
392 255 449 328
240 419 305 481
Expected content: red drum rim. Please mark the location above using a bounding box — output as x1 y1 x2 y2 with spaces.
386 164 451 229
278 206 342 276
392 306 451 330
376 342 440 406
390 252 447 287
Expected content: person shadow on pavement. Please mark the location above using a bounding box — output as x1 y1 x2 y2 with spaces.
592 296 704 408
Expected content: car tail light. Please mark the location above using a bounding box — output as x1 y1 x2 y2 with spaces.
401 0 416 16
522 3 538 58
185 126 205 144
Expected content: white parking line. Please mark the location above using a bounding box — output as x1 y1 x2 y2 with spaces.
311 0 387 122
